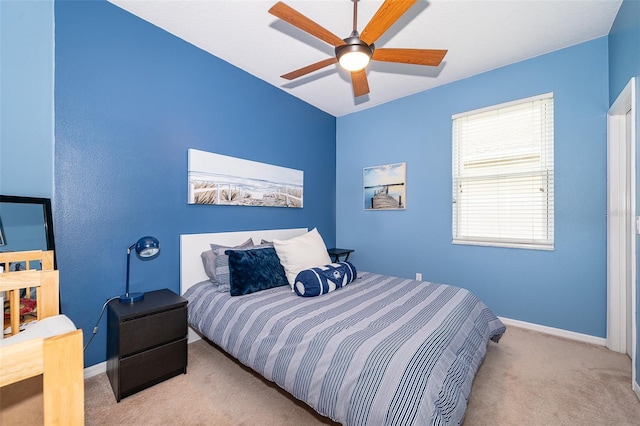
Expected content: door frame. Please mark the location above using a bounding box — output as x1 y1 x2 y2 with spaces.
607 77 637 397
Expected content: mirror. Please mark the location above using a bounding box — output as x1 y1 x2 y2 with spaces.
0 195 56 268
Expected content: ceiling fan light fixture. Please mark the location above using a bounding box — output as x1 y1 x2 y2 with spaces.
339 49 370 72
336 36 373 72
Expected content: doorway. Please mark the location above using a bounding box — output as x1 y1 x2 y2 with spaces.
607 77 637 393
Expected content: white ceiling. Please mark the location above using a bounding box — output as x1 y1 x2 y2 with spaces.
108 0 622 117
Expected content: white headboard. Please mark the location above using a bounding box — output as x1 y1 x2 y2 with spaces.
180 228 308 295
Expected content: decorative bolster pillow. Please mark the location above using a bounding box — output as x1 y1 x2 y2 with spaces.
294 262 357 297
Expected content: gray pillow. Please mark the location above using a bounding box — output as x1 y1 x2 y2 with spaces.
200 250 218 281
200 238 253 283
213 243 272 287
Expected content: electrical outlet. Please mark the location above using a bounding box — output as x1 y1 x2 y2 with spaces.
416 273 422 281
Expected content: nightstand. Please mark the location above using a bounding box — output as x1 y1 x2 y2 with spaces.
327 248 354 263
106 288 188 402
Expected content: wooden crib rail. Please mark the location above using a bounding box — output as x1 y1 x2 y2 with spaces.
0 250 83 425
0 335 45 387
1 269 60 336
1 250 56 337
0 249 54 271
0 329 84 425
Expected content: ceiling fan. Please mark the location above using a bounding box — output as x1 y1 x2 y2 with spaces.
268 0 447 98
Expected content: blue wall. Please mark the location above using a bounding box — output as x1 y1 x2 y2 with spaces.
608 0 640 105
54 0 336 367
608 0 640 390
0 0 54 198
336 38 609 338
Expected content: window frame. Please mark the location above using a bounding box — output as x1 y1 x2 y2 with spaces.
451 93 554 251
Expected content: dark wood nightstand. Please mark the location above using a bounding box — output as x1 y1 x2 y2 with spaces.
106 288 187 402
327 248 354 263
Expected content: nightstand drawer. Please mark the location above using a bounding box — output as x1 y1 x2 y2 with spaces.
120 306 187 356
119 337 187 396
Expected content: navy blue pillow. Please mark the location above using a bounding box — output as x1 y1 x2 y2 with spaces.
225 247 289 296
294 262 357 297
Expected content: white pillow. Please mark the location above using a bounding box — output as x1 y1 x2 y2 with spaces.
273 228 332 289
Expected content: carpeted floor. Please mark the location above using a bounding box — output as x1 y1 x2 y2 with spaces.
464 327 640 425
3 325 640 425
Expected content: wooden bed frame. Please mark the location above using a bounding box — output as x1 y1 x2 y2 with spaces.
0 250 84 425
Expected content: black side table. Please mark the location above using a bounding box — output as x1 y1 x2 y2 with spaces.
106 288 187 402
327 248 354 263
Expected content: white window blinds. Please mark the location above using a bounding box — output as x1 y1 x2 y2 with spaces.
452 93 554 250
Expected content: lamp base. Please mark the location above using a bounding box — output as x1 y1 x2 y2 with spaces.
119 292 145 304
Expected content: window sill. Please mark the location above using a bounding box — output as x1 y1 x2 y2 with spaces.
452 239 554 251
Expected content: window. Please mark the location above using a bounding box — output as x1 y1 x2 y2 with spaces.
452 93 554 250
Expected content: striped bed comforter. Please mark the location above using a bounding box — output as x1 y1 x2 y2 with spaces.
184 271 505 425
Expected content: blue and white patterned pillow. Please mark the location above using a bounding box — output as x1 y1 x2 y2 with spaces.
202 238 253 284
294 262 357 297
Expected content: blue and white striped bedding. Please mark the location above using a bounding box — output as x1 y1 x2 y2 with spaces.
184 271 505 425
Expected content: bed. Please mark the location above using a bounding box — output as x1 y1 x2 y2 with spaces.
0 250 84 426
180 229 505 426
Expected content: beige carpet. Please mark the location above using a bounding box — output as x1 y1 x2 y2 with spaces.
3 326 640 425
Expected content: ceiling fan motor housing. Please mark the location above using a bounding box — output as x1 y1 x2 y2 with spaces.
336 34 374 58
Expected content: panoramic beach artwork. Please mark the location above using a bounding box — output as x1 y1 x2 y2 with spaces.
188 149 303 208
363 162 406 210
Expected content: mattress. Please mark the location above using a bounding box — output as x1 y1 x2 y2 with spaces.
185 271 505 425
0 314 76 347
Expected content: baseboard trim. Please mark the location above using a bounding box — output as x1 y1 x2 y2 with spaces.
188 327 202 344
499 316 607 346
84 361 106 379
634 380 640 401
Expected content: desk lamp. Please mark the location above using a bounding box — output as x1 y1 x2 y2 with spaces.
120 236 160 303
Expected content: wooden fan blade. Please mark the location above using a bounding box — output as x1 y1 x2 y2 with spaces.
281 57 337 80
360 0 416 45
269 2 346 47
351 70 370 97
372 48 447 66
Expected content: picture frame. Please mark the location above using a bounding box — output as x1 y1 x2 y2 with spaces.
363 162 406 210
0 195 56 257
187 149 304 208
0 215 5 246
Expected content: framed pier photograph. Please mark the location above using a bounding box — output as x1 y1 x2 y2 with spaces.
363 162 406 210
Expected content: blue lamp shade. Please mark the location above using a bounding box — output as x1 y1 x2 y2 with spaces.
135 236 160 258
120 236 160 304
